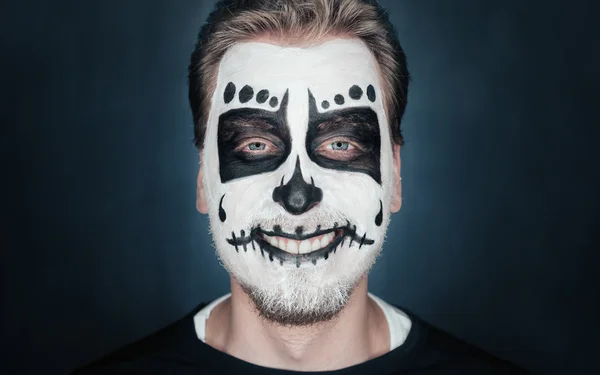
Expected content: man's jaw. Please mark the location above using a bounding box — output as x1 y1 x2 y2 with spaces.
225 222 375 267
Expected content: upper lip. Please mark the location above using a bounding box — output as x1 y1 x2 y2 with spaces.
256 224 341 241
248 221 374 251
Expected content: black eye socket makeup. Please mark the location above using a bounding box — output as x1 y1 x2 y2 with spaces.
217 84 382 184
217 90 291 183
306 89 382 184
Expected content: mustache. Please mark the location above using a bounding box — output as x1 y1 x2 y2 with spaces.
245 207 349 235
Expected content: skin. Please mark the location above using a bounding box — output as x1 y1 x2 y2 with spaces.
195 37 403 371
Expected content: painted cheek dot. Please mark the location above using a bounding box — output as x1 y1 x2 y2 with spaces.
239 85 254 103
321 100 330 109
349 85 363 100
224 82 236 104
269 96 279 107
256 89 269 103
334 94 345 105
367 84 376 102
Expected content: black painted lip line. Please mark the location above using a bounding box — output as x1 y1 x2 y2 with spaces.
225 222 375 266
258 225 337 240
251 222 375 248
254 234 344 266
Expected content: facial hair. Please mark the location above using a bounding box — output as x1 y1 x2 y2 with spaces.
202 39 394 327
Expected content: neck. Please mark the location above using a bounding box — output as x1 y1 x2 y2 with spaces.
206 276 390 371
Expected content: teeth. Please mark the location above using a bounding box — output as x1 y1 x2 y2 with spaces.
263 231 338 254
299 240 311 254
311 238 321 251
268 235 278 247
287 240 298 253
278 237 287 252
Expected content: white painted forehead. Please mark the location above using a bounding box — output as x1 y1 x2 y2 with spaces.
216 39 381 95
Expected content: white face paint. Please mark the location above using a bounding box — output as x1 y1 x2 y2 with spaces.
201 39 396 326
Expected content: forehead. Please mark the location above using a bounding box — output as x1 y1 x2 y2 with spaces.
216 39 381 94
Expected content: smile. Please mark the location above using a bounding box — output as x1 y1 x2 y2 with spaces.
225 222 374 267
262 230 340 254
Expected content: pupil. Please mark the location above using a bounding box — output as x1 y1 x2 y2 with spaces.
333 141 347 150
249 142 264 150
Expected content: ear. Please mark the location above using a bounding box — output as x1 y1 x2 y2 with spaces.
196 153 209 214
390 143 402 213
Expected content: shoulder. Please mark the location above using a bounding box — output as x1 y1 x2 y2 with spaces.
399 309 530 374
71 303 210 375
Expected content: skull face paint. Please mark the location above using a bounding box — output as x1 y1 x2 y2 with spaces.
200 39 397 325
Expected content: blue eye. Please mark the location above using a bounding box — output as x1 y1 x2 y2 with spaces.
248 142 266 150
331 141 349 151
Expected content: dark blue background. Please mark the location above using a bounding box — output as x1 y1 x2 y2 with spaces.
2 1 598 374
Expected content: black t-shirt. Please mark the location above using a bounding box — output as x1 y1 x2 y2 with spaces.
72 302 529 374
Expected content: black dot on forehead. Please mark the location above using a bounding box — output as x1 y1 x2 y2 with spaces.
269 96 278 107
367 84 376 102
334 94 345 105
256 89 269 104
224 82 236 104
321 100 330 109
349 85 363 100
239 85 254 103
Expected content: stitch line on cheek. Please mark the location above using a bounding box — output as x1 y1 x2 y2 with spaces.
241 230 247 252
359 233 367 249
231 232 238 252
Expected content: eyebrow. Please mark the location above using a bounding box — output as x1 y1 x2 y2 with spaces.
315 108 379 132
220 110 280 131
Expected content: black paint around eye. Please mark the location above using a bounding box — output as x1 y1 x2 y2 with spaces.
349 85 363 100
217 90 291 183
224 82 236 104
306 89 381 184
334 94 345 105
256 89 269 103
239 85 254 103
367 84 376 102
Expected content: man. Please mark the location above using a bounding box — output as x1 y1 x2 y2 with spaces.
74 0 528 373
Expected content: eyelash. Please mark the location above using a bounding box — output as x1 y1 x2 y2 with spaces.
235 138 276 154
235 137 361 159
328 140 352 151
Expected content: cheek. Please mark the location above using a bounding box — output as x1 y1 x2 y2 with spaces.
213 172 281 226
379 140 396 205
319 170 383 223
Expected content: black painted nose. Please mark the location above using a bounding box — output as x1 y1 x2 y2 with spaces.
272 157 323 215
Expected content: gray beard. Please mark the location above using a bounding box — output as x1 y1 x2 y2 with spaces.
237 275 360 327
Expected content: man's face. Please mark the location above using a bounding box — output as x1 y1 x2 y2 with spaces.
198 38 400 325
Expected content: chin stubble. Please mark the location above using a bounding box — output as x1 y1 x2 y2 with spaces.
238 276 358 328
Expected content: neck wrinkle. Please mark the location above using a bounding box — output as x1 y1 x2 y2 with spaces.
223 276 375 371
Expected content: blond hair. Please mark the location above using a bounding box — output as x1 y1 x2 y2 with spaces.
188 0 409 148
